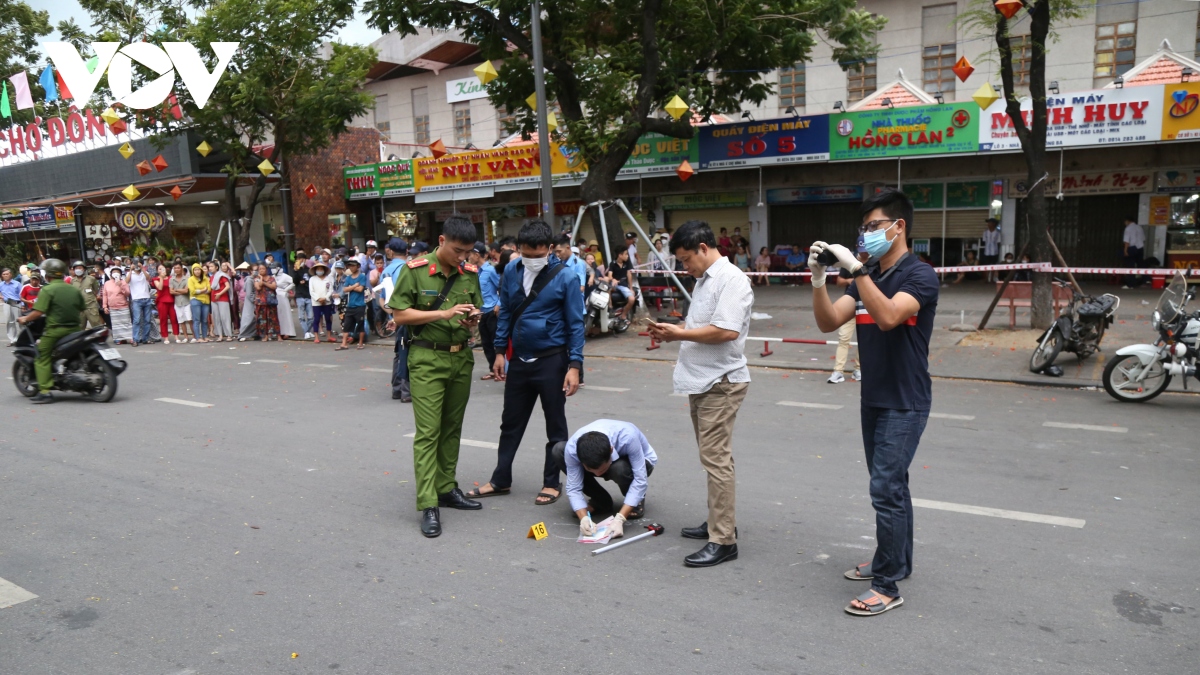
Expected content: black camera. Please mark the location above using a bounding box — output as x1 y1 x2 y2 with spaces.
814 247 841 266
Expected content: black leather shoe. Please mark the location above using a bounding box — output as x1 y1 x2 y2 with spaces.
438 487 482 510
684 542 738 567
680 522 737 540
420 507 442 537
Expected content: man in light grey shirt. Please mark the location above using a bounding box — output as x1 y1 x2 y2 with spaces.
551 419 658 540
649 220 753 569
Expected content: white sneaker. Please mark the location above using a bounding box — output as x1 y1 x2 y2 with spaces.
304 332 313 340
852 369 862 381
827 371 845 384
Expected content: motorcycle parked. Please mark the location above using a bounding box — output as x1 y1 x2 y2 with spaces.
585 280 630 337
1102 272 1199 402
1029 289 1119 374
11 313 126 402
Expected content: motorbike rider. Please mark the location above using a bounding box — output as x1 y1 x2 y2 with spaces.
17 259 84 404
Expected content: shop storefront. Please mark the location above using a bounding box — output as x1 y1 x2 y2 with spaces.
1012 171 1151 267
766 186 862 252
1155 170 1200 268
903 181 1001 266
661 192 749 235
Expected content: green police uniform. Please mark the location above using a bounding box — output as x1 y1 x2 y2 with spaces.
32 279 85 393
387 250 483 510
73 274 103 328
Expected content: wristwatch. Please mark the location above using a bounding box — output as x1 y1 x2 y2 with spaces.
851 265 869 278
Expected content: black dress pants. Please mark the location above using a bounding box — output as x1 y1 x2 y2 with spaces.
479 310 498 368
490 350 568 491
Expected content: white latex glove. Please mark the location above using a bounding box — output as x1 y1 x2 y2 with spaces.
807 241 828 289
609 513 626 539
823 243 863 274
579 515 597 537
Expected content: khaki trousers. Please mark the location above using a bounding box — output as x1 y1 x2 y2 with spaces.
689 379 749 545
833 319 857 373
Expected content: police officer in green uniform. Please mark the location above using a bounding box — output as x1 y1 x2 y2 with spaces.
387 215 485 537
70 260 103 328
18 258 84 404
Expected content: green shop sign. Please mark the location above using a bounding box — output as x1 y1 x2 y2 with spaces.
377 159 415 196
343 161 415 200
945 181 991 208
830 103 979 161
660 191 747 210
619 132 700 177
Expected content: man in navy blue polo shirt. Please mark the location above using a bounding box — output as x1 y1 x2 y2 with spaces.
809 189 939 618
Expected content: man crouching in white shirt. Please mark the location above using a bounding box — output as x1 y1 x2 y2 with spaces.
551 419 657 540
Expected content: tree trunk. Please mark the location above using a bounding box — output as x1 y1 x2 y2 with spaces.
1025 178 1054 329
578 154 628 263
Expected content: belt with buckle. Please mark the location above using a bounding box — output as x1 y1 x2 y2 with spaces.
411 339 469 353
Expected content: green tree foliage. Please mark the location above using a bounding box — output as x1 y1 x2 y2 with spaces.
0 0 53 125
960 0 1087 329
366 0 882 253
165 0 375 260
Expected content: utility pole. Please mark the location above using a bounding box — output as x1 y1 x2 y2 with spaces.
531 0 554 219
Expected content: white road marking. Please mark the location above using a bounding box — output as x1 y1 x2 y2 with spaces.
210 356 238 360
584 386 629 392
1042 421 1127 434
361 367 392 373
155 398 214 408
0 577 38 608
403 432 498 449
671 393 688 397
255 359 288 364
305 364 339 368
173 352 196 356
929 412 976 420
912 498 1086 528
777 401 844 410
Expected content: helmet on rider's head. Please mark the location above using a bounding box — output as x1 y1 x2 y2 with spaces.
71 260 85 268
40 258 68 279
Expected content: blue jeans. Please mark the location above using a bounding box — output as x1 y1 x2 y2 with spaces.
295 297 313 334
861 406 929 597
190 300 210 339
131 298 154 343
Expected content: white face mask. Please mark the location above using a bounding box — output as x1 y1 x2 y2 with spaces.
523 256 549 273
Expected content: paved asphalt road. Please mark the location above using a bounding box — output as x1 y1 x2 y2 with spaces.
0 340 1196 674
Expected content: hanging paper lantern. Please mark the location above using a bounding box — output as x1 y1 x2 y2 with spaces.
304 183 317 199
136 160 152 176
109 119 127 135
100 107 120 126
474 61 498 85
429 139 447 158
525 92 538 109
952 56 975 83
664 95 689 121
151 154 168 172
118 142 135 159
546 112 558 132
196 140 213 157
973 81 1001 110
676 160 694 182
169 185 183 201
257 158 275 176
994 0 1023 20
121 184 141 201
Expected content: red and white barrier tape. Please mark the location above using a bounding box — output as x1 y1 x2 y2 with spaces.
636 263 1200 278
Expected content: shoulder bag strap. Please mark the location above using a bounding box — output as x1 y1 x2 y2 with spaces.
410 272 459 339
509 263 566 329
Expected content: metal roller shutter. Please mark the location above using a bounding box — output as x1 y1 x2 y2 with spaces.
945 209 991 238
769 202 861 249
908 211 944 239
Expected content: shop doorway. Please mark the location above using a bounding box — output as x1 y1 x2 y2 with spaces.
768 202 861 253
1016 194 1139 267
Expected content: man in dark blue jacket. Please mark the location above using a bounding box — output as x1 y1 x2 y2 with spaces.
466 220 585 504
